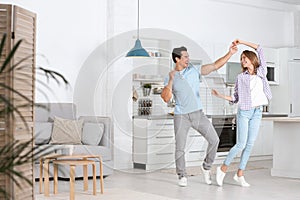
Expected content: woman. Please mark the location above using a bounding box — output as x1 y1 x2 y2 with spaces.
212 39 272 187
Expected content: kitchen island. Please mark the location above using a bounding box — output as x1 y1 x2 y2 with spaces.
269 117 300 179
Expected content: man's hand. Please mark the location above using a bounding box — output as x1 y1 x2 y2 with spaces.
161 70 176 103
229 43 238 55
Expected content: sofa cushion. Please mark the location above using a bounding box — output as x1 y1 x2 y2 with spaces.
50 117 83 144
35 122 53 145
82 123 104 145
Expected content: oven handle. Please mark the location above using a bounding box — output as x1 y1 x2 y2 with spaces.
214 125 235 128
214 125 236 130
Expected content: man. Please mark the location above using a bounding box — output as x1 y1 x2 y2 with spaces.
161 44 237 187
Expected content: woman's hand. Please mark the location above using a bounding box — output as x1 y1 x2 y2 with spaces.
211 89 220 97
212 89 233 102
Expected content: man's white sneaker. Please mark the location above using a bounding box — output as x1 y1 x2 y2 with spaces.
201 166 212 185
233 174 250 187
216 166 226 186
178 177 187 187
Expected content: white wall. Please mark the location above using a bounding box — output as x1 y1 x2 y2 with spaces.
1 0 107 102
2 0 299 169
114 0 296 47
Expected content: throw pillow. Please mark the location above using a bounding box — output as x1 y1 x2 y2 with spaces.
35 122 53 145
82 122 104 145
50 117 83 144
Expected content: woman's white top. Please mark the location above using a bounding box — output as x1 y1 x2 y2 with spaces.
250 75 268 107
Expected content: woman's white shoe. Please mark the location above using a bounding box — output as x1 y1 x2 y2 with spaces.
233 174 250 187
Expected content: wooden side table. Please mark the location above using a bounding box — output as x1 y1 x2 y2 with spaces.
39 154 104 196
53 160 96 200
39 153 61 196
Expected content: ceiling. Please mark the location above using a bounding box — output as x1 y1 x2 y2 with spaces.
270 0 300 5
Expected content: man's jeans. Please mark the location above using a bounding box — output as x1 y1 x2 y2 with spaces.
174 110 219 178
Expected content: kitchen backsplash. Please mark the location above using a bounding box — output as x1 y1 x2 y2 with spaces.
132 74 237 116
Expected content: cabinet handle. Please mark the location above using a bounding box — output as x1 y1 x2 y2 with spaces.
189 135 202 138
189 150 204 153
217 154 228 158
156 152 173 155
156 123 173 126
156 136 173 139
214 125 233 128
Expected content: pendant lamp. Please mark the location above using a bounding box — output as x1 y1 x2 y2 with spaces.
126 0 149 57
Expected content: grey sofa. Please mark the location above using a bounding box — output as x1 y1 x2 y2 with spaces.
34 103 113 178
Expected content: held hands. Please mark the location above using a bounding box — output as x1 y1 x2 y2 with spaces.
229 43 238 55
232 39 243 46
232 39 258 50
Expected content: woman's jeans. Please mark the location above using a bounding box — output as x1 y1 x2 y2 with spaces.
224 106 262 170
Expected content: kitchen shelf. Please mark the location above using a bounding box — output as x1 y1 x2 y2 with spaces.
133 78 164 83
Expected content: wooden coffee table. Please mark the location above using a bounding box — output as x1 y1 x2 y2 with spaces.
39 154 104 196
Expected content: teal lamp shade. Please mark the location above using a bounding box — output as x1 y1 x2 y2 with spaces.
126 39 149 57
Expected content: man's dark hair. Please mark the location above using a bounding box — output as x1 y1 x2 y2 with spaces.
172 46 187 63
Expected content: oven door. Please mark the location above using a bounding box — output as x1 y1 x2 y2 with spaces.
213 119 236 152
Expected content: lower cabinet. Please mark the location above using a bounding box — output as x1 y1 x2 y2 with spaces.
133 118 208 170
185 129 208 163
250 119 274 157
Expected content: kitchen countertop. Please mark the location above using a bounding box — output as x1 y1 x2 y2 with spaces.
262 113 289 118
133 114 174 120
265 117 300 122
133 113 288 120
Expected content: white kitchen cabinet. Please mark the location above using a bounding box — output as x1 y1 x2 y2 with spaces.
251 119 273 156
264 47 278 63
133 118 208 170
271 118 300 178
185 129 208 165
133 118 175 171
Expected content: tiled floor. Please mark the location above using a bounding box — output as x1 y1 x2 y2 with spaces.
35 160 300 200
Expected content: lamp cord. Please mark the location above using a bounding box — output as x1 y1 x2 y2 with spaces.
137 0 140 39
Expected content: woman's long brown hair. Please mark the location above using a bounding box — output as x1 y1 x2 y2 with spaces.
240 50 260 74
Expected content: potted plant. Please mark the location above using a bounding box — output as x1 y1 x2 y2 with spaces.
143 83 152 96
